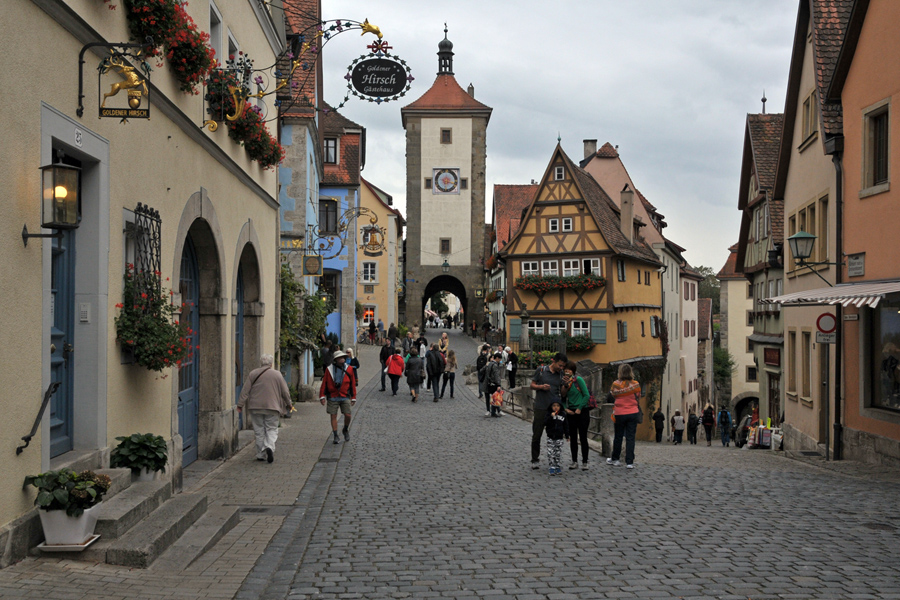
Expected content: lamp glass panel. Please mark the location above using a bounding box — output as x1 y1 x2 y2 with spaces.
789 233 816 260
42 165 79 228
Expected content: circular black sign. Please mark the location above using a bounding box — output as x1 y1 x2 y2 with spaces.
350 58 408 98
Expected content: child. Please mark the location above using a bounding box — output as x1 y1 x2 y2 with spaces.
544 401 569 475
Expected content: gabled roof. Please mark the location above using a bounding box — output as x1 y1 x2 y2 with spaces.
747 114 784 197
698 298 713 340
502 144 660 266
578 141 619 167
401 74 492 126
717 244 745 280
492 184 538 250
361 178 405 227
322 104 363 134
810 0 854 136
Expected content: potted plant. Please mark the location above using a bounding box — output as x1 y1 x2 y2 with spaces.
110 433 168 481
24 468 111 546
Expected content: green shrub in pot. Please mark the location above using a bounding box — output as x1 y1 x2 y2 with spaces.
110 433 168 474
23 468 112 517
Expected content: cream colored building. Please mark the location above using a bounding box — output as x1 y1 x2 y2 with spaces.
0 0 283 564
358 178 404 330
718 245 758 411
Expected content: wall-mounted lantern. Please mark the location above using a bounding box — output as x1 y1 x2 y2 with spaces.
22 160 81 246
441 257 450 274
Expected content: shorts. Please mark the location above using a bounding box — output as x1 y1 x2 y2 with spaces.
326 400 352 415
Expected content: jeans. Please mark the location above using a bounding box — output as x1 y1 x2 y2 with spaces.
567 411 590 463
380 363 387 390
251 409 280 459
531 408 547 462
388 374 400 395
611 412 639 465
721 425 731 446
430 374 441 397
655 426 664 443
703 423 713 443
440 372 455 397
688 427 698 444
673 429 684 444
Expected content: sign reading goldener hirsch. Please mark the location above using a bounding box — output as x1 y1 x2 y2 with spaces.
350 58 408 98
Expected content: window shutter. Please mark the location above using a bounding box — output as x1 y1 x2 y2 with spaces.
591 320 606 344
509 318 521 342
651 316 659 338
623 321 628 340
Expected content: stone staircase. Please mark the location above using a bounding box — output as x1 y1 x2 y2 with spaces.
40 469 240 570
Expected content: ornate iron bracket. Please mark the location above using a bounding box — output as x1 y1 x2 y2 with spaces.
77 39 154 118
16 382 61 455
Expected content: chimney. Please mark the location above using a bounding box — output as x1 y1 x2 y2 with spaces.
583 139 597 159
467 83 474 97
620 184 634 244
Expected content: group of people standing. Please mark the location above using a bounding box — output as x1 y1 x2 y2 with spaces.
379 330 458 403
475 344 518 417
652 404 734 447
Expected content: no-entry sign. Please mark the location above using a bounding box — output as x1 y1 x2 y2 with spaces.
817 313 837 334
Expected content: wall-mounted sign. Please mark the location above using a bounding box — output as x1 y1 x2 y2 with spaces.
432 168 460 195
98 55 150 121
848 253 865 277
764 348 780 367
475 289 484 298
346 40 413 104
301 255 323 276
844 314 859 321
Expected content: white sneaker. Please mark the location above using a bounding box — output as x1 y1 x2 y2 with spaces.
606 458 621 466
626 464 634 469
581 463 589 470
568 461 578 470
531 461 540 470
485 411 491 417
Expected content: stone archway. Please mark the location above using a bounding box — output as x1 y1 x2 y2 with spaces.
731 392 759 423
233 222 264 432
422 275 468 330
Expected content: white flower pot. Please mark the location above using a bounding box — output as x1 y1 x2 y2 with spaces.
132 468 160 482
38 503 100 546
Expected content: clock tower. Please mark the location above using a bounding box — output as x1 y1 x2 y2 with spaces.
401 27 492 331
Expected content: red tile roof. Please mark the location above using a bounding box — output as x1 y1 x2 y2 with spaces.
595 142 619 158
747 113 785 243
811 0 854 136
716 244 744 280
322 104 362 134
403 74 492 111
280 0 321 119
492 184 537 249
698 298 713 340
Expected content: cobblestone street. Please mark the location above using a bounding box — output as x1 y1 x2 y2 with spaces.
1 330 899 599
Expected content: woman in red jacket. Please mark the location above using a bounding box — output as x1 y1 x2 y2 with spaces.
385 347 406 396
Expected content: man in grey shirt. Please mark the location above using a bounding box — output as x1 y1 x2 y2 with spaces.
529 353 568 469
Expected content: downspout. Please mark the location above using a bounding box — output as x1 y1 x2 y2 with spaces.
826 135 844 460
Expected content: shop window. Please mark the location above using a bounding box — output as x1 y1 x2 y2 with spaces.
871 300 900 411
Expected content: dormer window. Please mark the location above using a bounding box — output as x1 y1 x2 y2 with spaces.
554 166 564 180
324 138 338 164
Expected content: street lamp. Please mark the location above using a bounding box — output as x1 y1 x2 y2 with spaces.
441 257 450 274
23 158 81 246
786 231 841 287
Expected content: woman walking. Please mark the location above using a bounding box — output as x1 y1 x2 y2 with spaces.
476 344 491 416
386 348 405 395
671 410 685 444
440 349 457 399
404 348 425 402
562 361 591 470
701 404 715 446
607 364 642 469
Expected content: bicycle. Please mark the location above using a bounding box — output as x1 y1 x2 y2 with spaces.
357 330 377 345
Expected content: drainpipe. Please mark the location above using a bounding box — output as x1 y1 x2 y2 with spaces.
826 135 844 460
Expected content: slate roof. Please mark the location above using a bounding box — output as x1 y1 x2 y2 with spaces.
321 104 363 134
492 184 538 250
811 0 854 136
698 298 713 340
717 244 744 280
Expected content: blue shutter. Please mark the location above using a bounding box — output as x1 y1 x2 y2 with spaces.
591 320 606 344
509 318 522 342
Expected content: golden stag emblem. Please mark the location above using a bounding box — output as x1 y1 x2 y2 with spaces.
100 55 148 109
360 19 383 40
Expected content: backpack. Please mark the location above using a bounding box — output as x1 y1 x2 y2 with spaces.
702 408 714 425
688 414 700 428
719 410 731 427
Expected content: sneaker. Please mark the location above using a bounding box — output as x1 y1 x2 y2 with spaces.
531 461 540 470
495 411 502 417
568 461 578 470
485 411 491 417
581 462 589 470
626 464 634 469
606 458 621 466
549 468 555 476
332 432 340 445
342 427 350 442
265 448 274 463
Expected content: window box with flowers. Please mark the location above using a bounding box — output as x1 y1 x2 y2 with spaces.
486 289 503 303
514 274 605 293
114 265 192 372
484 254 499 270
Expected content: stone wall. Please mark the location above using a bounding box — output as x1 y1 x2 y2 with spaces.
841 427 900 469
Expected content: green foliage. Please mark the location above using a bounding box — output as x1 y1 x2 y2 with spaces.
355 300 365 321
398 324 409 338
280 263 335 355
114 265 191 372
714 346 737 388
696 265 721 314
430 292 449 315
110 433 168 474
279 263 303 355
23 469 112 517
529 334 595 353
515 274 605 293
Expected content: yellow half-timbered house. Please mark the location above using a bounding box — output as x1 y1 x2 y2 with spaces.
502 145 664 404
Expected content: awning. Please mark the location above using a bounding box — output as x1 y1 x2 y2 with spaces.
763 280 900 308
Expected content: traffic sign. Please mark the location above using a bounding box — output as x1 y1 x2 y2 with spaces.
817 332 836 344
817 312 837 334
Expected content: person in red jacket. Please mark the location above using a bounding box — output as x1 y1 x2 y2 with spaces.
319 350 357 444
385 347 406 396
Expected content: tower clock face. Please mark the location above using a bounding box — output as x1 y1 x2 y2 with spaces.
433 168 460 194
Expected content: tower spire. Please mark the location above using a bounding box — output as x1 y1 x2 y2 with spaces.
437 24 454 75
761 90 767 114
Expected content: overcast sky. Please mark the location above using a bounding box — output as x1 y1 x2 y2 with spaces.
319 1 799 272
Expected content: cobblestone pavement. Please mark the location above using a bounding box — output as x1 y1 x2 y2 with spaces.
242 329 900 600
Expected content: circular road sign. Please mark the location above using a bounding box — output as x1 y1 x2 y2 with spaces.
817 313 837 334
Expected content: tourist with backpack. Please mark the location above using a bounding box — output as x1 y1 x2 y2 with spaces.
701 404 715 446
561 361 591 470
687 410 700 445
718 406 733 447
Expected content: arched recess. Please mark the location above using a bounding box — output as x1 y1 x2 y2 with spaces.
731 392 759 422
232 220 264 431
422 275 468 326
171 189 230 470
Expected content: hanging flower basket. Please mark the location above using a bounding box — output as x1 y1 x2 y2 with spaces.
514 274 605 293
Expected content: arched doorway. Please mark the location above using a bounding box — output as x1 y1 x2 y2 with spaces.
422 275 468 331
178 236 200 466
732 393 758 424
234 241 262 431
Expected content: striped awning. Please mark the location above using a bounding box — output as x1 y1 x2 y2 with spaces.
763 280 900 308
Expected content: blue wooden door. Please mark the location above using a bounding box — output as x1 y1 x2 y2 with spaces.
178 237 200 466
50 230 75 457
234 265 245 422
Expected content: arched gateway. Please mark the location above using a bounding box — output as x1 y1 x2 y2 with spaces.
400 28 492 331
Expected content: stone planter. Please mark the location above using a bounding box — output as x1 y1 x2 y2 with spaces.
132 468 160 483
38 504 101 546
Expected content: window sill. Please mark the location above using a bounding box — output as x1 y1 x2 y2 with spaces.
787 392 798 402
859 182 890 199
798 132 819 153
800 396 813 407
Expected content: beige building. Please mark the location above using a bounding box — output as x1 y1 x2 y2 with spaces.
717 245 758 411
358 178 404 330
1 0 283 564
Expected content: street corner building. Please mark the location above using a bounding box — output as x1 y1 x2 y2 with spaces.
0 0 285 564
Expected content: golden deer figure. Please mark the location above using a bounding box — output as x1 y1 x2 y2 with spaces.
100 56 148 109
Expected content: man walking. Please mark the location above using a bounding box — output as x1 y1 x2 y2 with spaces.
529 353 567 469
426 343 445 400
379 340 393 392
718 406 732 447
377 318 385 343
387 322 398 347
319 350 357 444
652 406 665 443
237 354 293 463
402 331 415 356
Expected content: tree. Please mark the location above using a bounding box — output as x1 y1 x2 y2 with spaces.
713 346 737 390
696 265 721 314
429 292 449 315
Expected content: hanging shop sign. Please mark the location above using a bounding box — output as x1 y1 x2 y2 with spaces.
346 40 413 103
77 41 154 122
301 255 324 277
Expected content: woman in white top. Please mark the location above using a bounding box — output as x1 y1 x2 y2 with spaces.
671 410 686 445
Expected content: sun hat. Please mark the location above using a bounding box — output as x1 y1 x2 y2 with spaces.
332 350 348 360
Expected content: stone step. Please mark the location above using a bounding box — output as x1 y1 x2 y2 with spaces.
95 468 133 500
150 505 241 573
105 493 207 568
94 480 172 540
